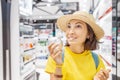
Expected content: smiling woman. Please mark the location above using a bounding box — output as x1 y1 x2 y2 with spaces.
45 11 111 80
65 20 89 52
65 20 98 51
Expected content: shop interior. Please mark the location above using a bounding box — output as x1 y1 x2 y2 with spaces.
19 0 113 80
0 0 120 80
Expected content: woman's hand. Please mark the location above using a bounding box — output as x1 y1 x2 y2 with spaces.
94 69 111 80
48 42 63 65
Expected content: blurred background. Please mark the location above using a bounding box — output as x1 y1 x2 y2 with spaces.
0 0 119 80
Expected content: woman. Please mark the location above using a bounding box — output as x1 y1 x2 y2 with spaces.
45 11 111 80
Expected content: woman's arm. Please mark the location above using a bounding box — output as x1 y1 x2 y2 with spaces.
50 67 62 80
48 40 63 80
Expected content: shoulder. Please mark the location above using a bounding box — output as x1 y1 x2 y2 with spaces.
96 54 105 72
45 56 56 73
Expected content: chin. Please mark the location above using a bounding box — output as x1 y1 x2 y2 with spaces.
68 42 77 45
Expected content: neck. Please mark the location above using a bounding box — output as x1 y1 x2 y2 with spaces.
69 44 84 54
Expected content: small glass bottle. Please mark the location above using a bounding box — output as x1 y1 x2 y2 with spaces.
48 37 63 49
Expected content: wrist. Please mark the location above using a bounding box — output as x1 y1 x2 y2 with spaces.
54 74 63 78
56 64 63 68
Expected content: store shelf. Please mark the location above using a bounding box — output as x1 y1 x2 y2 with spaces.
24 57 36 65
24 48 35 52
21 68 35 79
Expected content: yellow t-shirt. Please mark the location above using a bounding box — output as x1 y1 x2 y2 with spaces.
45 47 105 80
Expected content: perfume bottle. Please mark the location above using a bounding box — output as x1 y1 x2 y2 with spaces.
48 36 64 62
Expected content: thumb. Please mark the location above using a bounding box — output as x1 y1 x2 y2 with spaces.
107 69 111 73
94 77 100 80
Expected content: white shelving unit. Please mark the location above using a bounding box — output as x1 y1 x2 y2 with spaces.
93 0 112 80
0 0 3 80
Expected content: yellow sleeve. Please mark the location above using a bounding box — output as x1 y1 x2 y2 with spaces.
96 55 105 72
45 56 56 74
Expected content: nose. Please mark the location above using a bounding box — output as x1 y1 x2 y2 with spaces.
69 28 75 34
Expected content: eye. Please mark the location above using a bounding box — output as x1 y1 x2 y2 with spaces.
67 24 71 28
76 25 82 28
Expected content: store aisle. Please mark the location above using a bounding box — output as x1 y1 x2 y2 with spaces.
112 55 120 79
36 68 50 80
1 0 113 80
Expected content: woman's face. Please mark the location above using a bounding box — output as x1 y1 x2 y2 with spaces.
65 19 88 46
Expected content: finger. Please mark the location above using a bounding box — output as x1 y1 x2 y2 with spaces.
102 69 111 78
94 70 105 80
48 43 54 53
54 50 62 57
50 43 59 50
53 47 62 55
48 43 58 55
53 50 62 59
48 42 54 48
94 77 100 80
51 44 60 54
51 50 61 59
107 69 111 73
96 70 107 80
99 71 107 80
96 72 104 80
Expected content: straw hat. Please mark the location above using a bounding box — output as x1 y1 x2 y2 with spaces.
56 11 104 40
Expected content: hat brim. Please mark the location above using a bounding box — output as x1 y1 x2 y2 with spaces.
57 14 104 40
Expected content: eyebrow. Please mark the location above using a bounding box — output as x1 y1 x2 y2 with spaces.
68 22 83 25
76 22 83 24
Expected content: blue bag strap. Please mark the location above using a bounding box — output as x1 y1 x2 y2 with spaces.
62 48 64 62
91 52 99 69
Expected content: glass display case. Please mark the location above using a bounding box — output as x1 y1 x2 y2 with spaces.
112 0 120 79
0 1 3 80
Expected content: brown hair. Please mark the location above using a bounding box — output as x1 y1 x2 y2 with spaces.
65 24 99 50
84 24 98 50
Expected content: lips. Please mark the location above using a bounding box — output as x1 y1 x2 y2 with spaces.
67 37 77 41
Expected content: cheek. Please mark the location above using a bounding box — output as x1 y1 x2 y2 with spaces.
78 35 87 43
77 32 88 41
